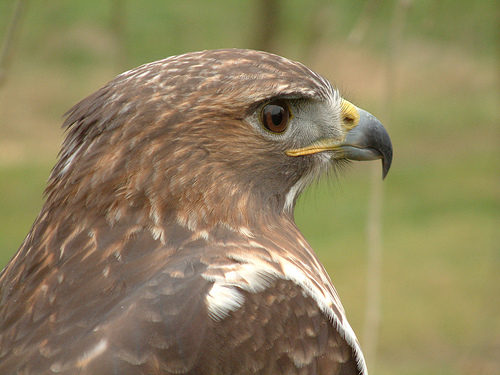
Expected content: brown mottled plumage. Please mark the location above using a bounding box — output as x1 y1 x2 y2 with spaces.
0 49 392 374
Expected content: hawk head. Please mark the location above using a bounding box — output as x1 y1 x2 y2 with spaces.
49 49 391 233
0 49 392 374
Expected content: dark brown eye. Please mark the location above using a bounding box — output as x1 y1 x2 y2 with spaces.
260 100 291 133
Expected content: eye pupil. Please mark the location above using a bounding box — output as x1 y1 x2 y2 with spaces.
268 105 284 125
261 100 290 133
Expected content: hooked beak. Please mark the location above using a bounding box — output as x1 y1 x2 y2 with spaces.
286 108 393 179
340 109 392 179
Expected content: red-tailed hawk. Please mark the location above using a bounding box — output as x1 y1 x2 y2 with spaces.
0 49 392 374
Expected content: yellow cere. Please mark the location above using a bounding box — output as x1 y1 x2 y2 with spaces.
340 99 360 131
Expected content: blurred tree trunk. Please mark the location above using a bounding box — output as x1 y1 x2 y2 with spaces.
299 0 330 64
110 0 127 72
251 0 281 52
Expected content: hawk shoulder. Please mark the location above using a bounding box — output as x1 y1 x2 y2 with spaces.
0 227 360 374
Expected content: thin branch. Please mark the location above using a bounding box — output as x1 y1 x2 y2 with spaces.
0 0 29 89
348 0 383 45
362 0 411 371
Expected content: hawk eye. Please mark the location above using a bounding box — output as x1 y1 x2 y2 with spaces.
260 100 291 134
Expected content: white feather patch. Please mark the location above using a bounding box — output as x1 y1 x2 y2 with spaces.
205 283 245 321
284 152 331 212
74 339 108 368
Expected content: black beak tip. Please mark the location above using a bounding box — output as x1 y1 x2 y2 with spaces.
381 138 393 180
382 153 392 179
358 109 393 180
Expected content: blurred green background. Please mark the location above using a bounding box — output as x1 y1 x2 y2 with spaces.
0 0 498 374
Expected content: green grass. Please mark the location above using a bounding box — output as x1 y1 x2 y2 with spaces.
1 0 499 374
0 163 49 265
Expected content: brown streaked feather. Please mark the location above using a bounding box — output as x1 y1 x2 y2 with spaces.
209 277 359 375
